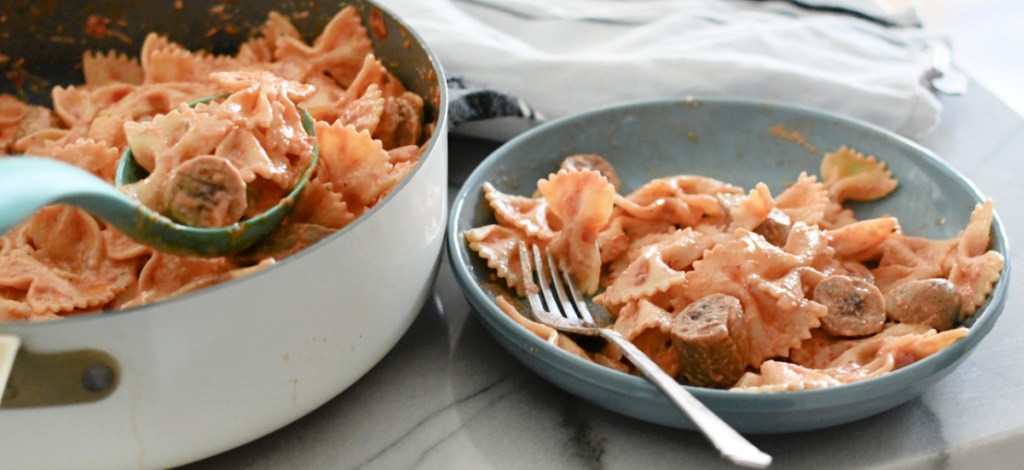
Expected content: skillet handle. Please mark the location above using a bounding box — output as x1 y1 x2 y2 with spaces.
0 334 20 407
0 339 120 409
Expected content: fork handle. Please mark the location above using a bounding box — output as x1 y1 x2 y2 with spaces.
599 329 772 468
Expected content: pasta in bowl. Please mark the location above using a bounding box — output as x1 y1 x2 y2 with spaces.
447 97 1010 433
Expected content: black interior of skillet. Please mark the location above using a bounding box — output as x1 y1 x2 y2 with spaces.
0 0 440 123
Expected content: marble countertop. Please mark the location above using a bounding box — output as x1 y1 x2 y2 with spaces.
182 79 1024 469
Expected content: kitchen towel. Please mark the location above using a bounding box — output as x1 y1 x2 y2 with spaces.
377 0 946 139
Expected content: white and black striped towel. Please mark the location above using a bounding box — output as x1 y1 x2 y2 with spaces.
380 0 955 140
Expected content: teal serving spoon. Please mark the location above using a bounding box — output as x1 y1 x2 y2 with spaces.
0 106 318 257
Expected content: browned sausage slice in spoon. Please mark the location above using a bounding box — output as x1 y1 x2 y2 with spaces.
164 155 249 228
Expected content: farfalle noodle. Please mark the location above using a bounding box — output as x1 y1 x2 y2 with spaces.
613 299 680 377
465 225 533 297
83 50 144 86
483 182 556 242
598 228 710 307
774 172 828 226
948 201 1004 316
821 146 899 203
538 169 616 295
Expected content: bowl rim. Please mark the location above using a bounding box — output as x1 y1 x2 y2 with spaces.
447 95 1012 407
3 0 450 329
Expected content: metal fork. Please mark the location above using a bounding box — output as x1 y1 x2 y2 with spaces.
518 242 772 468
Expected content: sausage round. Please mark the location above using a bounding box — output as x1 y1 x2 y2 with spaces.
813 275 886 337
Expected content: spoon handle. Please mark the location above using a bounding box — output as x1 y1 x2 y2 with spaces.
0 157 139 233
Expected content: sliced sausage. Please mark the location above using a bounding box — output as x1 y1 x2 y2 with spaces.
164 155 248 228
753 208 792 246
885 278 961 331
373 92 423 150
813 275 886 337
670 294 747 388
560 153 622 192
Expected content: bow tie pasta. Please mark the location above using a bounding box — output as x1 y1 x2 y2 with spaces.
121 71 317 227
0 7 432 321
468 150 1003 391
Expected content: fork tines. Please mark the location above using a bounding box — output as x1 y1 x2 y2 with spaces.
518 242 596 330
515 246 772 468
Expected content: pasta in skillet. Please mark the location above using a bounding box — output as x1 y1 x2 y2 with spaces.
467 149 1003 391
0 7 431 321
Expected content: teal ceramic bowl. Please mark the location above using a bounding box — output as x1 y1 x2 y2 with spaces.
447 97 1010 433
